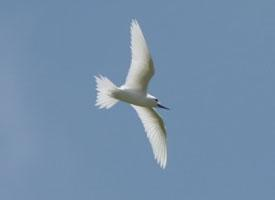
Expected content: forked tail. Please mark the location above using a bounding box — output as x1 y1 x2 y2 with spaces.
95 75 119 109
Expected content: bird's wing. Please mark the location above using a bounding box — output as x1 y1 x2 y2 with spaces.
132 105 167 168
124 19 154 92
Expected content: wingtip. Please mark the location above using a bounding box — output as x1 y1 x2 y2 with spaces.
131 18 138 24
154 149 167 169
159 156 167 169
131 18 139 29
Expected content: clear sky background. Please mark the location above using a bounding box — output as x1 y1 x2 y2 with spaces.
1 0 275 199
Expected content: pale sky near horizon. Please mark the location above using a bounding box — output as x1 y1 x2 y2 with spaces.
1 0 275 199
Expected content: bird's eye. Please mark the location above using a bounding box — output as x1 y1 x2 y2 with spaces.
155 99 159 102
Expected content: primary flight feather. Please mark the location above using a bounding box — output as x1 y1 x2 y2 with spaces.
95 19 169 169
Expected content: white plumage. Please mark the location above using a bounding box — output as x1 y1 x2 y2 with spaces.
132 105 167 168
95 19 168 169
125 19 154 92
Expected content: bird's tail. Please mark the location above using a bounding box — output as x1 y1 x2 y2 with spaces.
95 75 119 109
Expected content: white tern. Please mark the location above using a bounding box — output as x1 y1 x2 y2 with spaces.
95 19 169 169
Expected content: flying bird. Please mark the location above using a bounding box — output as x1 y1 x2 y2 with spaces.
95 19 169 169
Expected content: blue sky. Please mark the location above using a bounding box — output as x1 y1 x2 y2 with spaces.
1 0 275 199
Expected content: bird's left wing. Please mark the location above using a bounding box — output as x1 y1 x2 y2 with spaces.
132 105 167 168
124 19 154 92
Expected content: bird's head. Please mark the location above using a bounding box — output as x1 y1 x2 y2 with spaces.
148 95 169 110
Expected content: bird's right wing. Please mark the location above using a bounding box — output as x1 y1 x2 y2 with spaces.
132 105 167 168
124 19 154 92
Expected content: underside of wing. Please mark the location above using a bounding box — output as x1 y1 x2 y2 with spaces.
132 105 167 169
125 19 154 92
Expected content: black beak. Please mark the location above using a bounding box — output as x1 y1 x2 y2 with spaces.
157 103 170 110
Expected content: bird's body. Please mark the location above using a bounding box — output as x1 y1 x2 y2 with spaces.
95 19 169 169
113 87 156 107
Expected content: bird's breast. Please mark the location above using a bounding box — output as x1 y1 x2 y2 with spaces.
113 89 150 107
